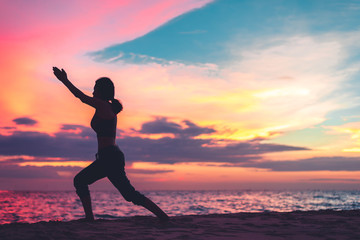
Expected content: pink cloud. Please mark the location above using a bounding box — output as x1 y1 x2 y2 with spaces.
0 0 212 50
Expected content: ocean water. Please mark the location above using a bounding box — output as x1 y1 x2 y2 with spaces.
1 190 360 224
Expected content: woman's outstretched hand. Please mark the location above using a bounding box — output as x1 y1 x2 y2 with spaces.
53 67 68 82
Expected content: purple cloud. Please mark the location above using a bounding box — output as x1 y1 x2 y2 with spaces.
0 162 172 180
12 117 38 126
242 157 360 171
0 130 97 159
137 117 215 137
0 127 16 130
0 164 81 179
118 136 308 164
0 118 309 165
59 124 96 138
308 178 360 182
126 168 174 174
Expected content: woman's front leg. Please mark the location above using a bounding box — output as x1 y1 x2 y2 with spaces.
74 160 106 221
79 194 95 221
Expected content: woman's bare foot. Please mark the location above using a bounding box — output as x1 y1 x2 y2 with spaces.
141 197 169 221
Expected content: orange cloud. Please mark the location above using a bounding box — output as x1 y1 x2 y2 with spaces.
327 122 360 152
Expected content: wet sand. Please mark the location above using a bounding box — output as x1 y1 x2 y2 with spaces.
1 210 360 240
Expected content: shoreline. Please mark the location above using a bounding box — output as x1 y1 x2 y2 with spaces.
1 210 360 239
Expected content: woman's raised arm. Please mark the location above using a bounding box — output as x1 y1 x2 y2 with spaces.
53 67 102 108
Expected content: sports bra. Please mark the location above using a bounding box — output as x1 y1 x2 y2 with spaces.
91 113 117 138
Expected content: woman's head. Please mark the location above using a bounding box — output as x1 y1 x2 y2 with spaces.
94 77 123 114
94 77 114 101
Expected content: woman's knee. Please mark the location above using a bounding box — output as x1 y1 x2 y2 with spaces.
73 173 83 188
73 174 90 197
123 191 147 206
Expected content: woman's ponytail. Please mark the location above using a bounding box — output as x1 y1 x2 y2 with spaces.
110 98 123 114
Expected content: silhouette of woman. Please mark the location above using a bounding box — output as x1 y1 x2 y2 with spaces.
53 67 169 221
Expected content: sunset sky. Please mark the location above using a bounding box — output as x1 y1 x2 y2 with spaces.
2 0 360 191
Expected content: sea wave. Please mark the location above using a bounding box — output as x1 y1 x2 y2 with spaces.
1 190 360 224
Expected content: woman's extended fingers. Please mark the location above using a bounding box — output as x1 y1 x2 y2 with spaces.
53 66 66 81
53 67 61 75
61 68 67 79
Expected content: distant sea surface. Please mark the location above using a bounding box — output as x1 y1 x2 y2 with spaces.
1 190 360 224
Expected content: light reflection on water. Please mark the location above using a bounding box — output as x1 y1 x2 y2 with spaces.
1 190 360 224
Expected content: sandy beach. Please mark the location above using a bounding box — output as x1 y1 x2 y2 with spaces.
1 210 360 240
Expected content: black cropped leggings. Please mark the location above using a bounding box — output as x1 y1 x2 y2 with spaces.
73 145 146 206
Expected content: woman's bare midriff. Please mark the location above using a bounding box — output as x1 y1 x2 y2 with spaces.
97 136 116 150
